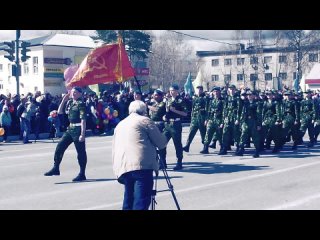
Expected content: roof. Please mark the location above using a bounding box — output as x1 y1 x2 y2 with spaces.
1 33 96 49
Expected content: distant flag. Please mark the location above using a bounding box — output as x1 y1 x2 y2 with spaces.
299 74 306 92
192 70 206 90
66 37 135 88
184 72 193 96
293 76 299 92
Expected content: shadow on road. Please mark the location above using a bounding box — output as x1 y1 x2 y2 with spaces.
55 178 116 184
166 161 269 174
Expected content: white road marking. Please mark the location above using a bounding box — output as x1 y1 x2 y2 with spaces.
266 193 320 210
80 161 320 210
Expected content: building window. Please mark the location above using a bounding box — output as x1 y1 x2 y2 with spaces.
0 64 3 72
309 53 318 62
224 74 231 82
237 58 245 65
264 56 272 64
250 74 258 81
212 59 219 66
212 75 219 81
250 56 258 64
279 55 287 63
33 57 38 74
237 74 244 81
265 73 272 81
279 72 287 80
24 63 29 75
0 84 3 89
224 59 232 66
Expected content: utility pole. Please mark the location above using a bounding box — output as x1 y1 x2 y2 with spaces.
15 30 21 95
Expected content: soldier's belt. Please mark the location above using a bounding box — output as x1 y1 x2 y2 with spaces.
69 123 81 127
167 118 180 122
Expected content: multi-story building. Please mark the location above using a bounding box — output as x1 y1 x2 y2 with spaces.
0 34 96 96
196 44 320 91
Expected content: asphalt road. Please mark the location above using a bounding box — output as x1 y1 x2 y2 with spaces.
1 127 320 210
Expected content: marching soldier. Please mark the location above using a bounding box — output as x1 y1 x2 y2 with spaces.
183 85 207 152
262 90 282 153
237 90 262 158
219 85 241 155
147 89 167 168
281 90 300 150
299 89 316 147
44 87 88 182
161 84 188 170
200 87 224 154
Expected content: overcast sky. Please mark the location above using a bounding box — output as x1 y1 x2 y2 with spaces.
0 30 274 51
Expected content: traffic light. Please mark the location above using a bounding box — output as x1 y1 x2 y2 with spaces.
3 41 15 62
20 41 31 62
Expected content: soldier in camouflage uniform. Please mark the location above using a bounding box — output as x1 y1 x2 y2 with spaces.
44 87 88 182
299 89 316 147
147 89 167 168
280 91 300 150
262 90 282 153
200 87 224 154
237 90 262 158
219 85 241 155
161 84 188 170
183 85 207 152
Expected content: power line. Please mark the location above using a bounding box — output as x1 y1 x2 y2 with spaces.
167 30 238 46
167 30 278 48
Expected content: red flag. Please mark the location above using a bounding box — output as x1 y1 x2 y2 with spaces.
67 38 135 87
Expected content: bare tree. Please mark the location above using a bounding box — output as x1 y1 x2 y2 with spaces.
148 31 197 91
282 30 320 84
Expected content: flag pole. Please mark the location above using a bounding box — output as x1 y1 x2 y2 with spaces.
134 76 142 94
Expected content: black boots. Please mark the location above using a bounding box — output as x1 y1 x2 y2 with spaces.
235 146 244 156
173 160 183 171
200 144 209 154
182 144 190 152
209 140 216 149
253 149 260 158
44 165 60 176
72 173 86 182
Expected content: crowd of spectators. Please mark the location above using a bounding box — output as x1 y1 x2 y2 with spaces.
0 88 193 143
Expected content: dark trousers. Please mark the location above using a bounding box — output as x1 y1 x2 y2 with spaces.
121 170 154 210
54 131 87 175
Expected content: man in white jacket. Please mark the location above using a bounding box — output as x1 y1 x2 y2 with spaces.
112 100 167 210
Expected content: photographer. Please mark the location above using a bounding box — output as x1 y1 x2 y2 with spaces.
112 100 167 210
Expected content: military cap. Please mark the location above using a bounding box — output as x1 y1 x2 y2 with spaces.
169 84 179 91
284 90 292 95
266 90 274 95
72 86 83 93
211 86 221 92
154 89 164 96
196 85 203 89
229 84 236 89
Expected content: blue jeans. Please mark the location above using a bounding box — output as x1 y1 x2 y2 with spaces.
121 170 154 210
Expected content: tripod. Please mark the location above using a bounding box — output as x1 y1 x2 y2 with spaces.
151 153 180 210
